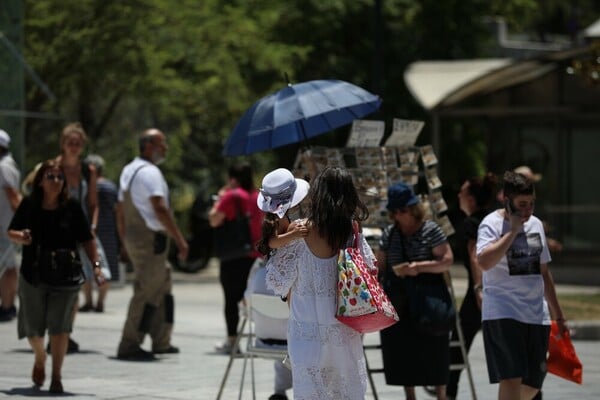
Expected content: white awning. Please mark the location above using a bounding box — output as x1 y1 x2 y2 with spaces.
584 18 600 38
404 59 511 110
404 58 559 110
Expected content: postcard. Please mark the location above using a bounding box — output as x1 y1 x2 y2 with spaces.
384 118 424 147
420 145 438 167
429 188 448 213
425 166 442 189
346 120 385 148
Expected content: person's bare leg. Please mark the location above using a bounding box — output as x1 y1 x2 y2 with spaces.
521 384 540 400
80 281 93 309
66 303 79 352
499 378 522 400
404 386 416 400
436 384 447 400
96 282 110 311
0 268 17 308
50 333 69 382
27 336 46 386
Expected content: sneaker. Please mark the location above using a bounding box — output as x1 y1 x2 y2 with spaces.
78 303 94 312
46 337 79 354
116 347 156 361
68 337 80 353
0 305 16 322
268 394 288 400
153 345 179 354
214 340 239 355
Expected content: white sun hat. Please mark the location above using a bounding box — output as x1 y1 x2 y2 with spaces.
257 168 310 218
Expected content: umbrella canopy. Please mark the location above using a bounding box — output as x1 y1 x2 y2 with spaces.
223 79 382 156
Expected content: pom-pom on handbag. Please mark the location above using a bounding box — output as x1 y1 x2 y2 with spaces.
335 223 399 333
547 320 583 384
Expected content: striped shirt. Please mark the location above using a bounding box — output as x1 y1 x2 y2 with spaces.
380 220 447 266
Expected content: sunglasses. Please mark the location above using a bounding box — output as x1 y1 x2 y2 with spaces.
45 173 65 181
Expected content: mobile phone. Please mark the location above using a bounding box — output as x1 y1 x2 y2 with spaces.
392 262 410 277
505 199 520 217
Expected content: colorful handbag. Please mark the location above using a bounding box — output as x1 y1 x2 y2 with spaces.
335 224 399 333
547 320 583 384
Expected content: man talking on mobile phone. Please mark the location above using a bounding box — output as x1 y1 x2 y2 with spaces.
476 170 567 400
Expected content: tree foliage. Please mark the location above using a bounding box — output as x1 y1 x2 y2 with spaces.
20 0 600 222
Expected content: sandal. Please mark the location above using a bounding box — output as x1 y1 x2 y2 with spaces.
78 303 94 312
32 364 45 387
49 379 63 394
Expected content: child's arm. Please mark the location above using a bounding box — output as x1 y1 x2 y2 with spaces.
268 219 309 249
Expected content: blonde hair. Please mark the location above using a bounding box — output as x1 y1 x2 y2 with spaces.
407 203 426 223
60 122 88 149
389 203 425 223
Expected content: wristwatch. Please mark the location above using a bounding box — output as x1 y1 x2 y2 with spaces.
92 260 101 269
473 283 483 292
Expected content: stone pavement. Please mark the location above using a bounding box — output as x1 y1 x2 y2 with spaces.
0 261 598 400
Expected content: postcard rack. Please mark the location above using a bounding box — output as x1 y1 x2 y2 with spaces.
292 144 455 236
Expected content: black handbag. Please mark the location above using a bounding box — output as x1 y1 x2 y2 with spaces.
406 278 456 336
213 194 252 262
35 247 85 286
399 234 455 336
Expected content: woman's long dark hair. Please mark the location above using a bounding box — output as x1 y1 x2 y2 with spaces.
467 172 497 210
256 213 279 256
31 159 69 208
228 163 254 191
307 167 368 250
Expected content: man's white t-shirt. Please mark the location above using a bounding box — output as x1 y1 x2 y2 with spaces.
476 210 551 325
118 157 169 232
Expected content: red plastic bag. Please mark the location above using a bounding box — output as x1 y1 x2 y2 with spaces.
547 320 583 384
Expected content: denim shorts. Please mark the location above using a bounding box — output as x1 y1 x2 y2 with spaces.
482 318 550 388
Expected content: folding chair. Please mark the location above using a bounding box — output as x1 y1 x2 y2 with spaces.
216 293 289 400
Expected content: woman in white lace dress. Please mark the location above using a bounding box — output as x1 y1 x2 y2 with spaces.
266 167 376 400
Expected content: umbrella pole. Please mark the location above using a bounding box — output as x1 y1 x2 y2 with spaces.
297 123 319 181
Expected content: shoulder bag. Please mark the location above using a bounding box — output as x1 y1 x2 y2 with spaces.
213 193 252 262
401 236 456 336
335 222 399 333
35 246 84 286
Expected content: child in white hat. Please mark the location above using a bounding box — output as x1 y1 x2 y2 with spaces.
256 168 310 256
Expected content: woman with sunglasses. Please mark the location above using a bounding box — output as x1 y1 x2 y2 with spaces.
8 159 105 394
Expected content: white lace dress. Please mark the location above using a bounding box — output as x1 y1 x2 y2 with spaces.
266 237 376 400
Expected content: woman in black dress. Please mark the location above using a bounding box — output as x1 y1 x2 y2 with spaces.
446 173 497 399
378 182 453 400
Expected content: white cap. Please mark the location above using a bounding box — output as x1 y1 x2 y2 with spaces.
257 168 310 218
0 129 10 149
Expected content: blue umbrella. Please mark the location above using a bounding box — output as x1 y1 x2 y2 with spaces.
223 79 382 156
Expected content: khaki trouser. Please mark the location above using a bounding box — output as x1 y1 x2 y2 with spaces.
117 191 173 354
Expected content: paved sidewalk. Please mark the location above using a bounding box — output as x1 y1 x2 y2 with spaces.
0 262 598 399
